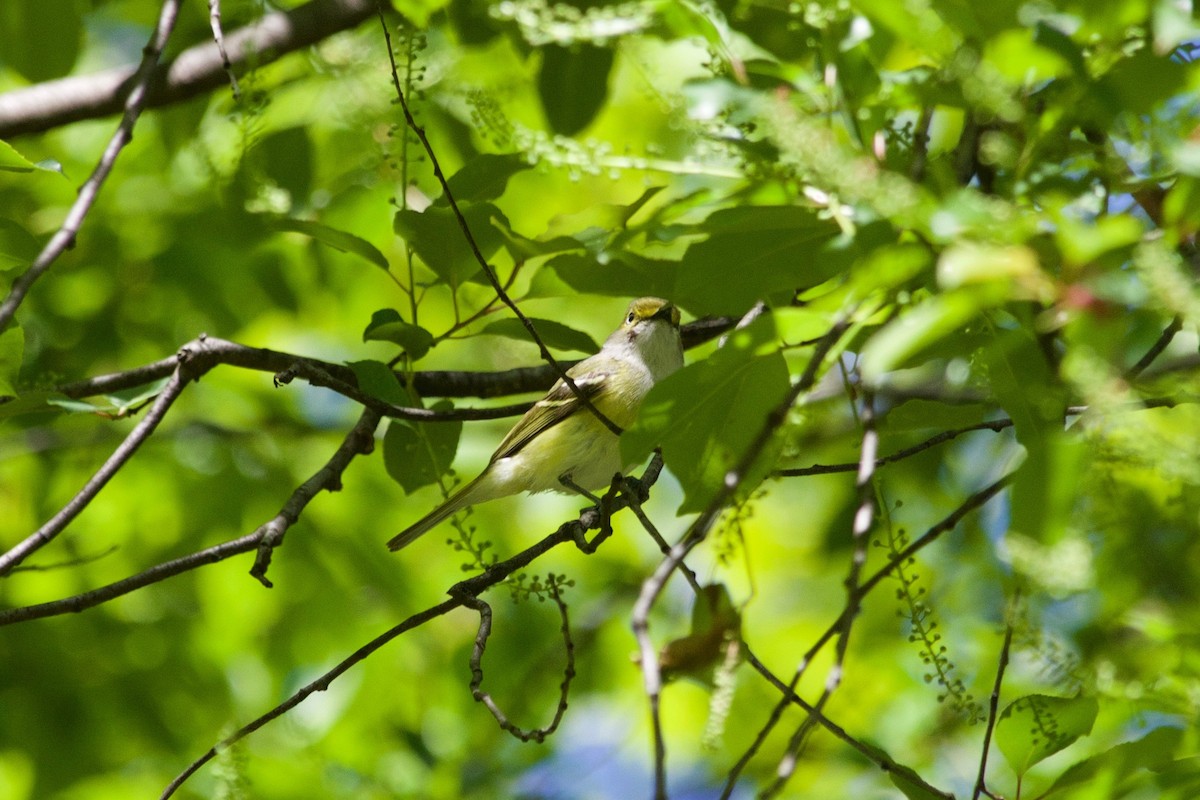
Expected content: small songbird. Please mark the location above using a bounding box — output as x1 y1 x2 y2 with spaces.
387 297 684 551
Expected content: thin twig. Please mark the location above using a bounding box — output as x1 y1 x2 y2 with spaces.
743 648 954 800
0 408 383 623
249 408 381 585
722 473 1012 797
206 0 241 100
161 595 461 799
374 3 622 437
160 456 667 798
764 391 879 797
463 575 576 742
973 593 1018 800
0 0 184 333
1126 315 1183 379
634 318 851 800
0 345 196 577
778 418 1015 477
0 0 379 138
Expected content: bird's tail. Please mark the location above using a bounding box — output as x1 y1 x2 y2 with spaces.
387 476 485 551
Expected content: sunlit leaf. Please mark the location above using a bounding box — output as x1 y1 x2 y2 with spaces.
1047 726 1183 795
675 206 842 315
996 694 1098 777
549 252 679 298
859 285 1006 384
438 153 531 205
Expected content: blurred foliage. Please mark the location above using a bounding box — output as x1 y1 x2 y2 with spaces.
3 0 1200 798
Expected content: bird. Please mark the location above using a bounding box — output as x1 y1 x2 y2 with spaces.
387 297 684 551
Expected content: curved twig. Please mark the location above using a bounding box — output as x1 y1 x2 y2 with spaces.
160 455 666 798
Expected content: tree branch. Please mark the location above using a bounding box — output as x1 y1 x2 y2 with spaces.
0 0 380 139
160 455 666 798
0 0 184 334
0 341 196 577
0 407 382 623
722 473 1012 797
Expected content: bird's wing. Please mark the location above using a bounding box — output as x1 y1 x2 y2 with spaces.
490 369 611 461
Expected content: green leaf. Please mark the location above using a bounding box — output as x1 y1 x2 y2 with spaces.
622 316 789 513
675 206 841 315
0 391 66 421
0 325 24 397
362 310 435 361
984 326 1074 547
996 694 1099 777
44 378 172 417
496 227 583 261
549 252 679 299
0 218 39 272
0 141 39 173
383 405 462 493
253 127 313 203
1047 726 1183 796
348 359 409 405
267 217 390 271
393 202 507 286
859 285 1005 384
437 154 531 205
0 0 82 81
479 317 599 354
538 44 613 136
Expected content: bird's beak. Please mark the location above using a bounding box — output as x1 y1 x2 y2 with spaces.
651 302 680 327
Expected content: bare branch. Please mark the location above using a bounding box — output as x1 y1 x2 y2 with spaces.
777 418 1015 477
764 392 879 797
464 575 576 742
206 0 241 101
0 407 382 623
161 595 461 799
0 0 380 138
0 0 184 333
722 473 1012 797
0 344 195 576
249 408 381 586
634 318 851 800
743 649 954 800
161 456 667 798
42 320 726 403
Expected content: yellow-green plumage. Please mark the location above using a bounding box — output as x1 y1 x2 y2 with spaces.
387 297 683 551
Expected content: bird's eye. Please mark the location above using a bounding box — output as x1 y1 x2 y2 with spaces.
627 312 636 324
